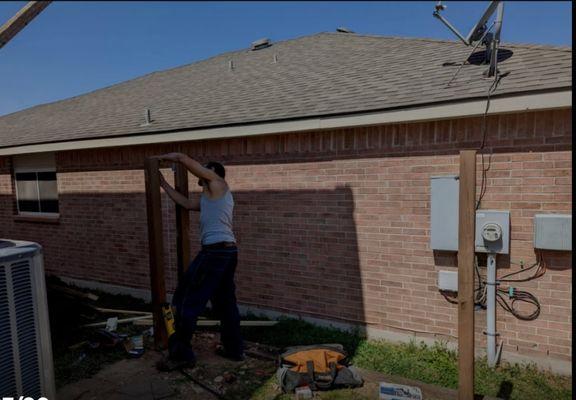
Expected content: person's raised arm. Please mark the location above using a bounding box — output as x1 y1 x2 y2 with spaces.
156 153 221 182
158 173 200 211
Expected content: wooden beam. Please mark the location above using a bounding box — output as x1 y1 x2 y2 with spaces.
457 150 477 400
94 307 152 315
0 1 52 50
174 163 190 283
82 315 153 328
133 319 279 327
144 157 168 349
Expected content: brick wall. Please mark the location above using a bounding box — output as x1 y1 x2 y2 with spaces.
0 109 571 364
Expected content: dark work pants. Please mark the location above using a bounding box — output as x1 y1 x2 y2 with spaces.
169 247 243 362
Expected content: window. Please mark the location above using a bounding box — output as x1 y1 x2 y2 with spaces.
13 153 59 215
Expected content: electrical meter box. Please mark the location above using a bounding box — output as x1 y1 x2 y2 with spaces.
534 214 572 251
430 175 459 251
475 210 510 254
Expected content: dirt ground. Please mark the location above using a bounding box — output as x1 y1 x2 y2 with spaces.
56 332 501 400
56 332 278 400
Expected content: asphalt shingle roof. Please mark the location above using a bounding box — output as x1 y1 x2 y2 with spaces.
0 32 571 148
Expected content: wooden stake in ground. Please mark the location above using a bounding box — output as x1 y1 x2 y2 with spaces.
144 157 168 349
457 150 477 400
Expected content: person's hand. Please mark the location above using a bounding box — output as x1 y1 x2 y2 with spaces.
155 152 183 162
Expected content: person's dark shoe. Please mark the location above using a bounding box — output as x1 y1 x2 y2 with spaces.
156 356 196 372
215 345 245 362
164 332 196 370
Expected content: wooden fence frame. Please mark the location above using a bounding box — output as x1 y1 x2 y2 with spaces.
144 158 190 349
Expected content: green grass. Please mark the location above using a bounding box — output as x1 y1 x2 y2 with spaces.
352 340 459 389
354 339 572 400
241 317 572 400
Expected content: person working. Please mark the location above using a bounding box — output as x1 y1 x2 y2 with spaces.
154 152 243 370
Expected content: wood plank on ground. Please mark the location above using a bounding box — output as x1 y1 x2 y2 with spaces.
133 319 278 327
94 307 152 315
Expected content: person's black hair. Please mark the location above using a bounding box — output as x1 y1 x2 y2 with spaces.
204 161 225 179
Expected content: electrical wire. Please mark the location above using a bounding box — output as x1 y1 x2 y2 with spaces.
474 255 544 320
442 255 544 322
475 72 505 210
441 255 486 306
498 253 546 282
496 287 541 321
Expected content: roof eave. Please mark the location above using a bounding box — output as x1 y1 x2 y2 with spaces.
0 88 571 156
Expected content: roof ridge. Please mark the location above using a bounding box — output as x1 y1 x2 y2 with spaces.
319 31 572 52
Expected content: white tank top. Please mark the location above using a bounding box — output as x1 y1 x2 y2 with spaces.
199 190 236 245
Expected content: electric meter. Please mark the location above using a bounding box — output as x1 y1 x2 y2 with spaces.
481 223 502 242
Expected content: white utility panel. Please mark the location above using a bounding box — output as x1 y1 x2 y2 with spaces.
534 214 572 251
437 270 458 292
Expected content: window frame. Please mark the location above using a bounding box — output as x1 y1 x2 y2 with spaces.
13 154 60 217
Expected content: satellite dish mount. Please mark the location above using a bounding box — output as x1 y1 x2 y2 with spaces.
433 1 504 78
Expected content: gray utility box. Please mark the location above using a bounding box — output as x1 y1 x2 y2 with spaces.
534 214 572 251
430 176 460 251
430 176 510 254
475 210 510 254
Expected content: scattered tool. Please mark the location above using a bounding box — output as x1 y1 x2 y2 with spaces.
161 303 176 337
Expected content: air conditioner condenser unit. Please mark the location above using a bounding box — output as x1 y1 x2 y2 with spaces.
0 239 55 399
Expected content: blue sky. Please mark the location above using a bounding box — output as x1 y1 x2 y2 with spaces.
0 1 571 117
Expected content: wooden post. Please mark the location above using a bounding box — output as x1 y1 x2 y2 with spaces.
144 157 168 349
174 163 190 283
0 1 52 50
458 150 477 400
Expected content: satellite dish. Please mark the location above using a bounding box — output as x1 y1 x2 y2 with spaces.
433 1 504 78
